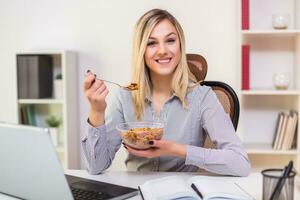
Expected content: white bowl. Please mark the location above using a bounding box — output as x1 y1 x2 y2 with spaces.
116 122 164 150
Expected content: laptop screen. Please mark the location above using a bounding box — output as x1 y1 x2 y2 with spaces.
0 123 138 200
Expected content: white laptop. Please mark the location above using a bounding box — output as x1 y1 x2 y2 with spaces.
0 123 138 200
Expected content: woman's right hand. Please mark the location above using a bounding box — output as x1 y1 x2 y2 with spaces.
83 70 109 126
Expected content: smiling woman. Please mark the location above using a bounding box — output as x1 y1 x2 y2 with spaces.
131 9 195 120
82 9 250 177
144 20 181 76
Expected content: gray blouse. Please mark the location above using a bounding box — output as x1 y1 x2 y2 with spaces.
82 85 250 176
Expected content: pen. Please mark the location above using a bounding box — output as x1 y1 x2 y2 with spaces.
191 183 203 199
270 160 293 200
138 186 145 200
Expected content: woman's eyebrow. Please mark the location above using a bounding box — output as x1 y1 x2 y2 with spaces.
166 32 177 37
148 32 177 40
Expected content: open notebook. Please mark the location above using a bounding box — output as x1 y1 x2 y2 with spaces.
138 175 253 200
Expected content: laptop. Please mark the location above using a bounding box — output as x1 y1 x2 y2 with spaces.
0 123 138 200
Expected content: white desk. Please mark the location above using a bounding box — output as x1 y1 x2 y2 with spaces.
65 170 300 200
1 170 299 200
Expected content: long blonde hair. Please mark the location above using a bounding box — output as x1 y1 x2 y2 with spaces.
131 9 196 120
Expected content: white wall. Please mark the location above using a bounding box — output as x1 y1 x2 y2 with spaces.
0 0 239 170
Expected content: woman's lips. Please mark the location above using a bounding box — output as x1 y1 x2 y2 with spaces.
155 58 172 64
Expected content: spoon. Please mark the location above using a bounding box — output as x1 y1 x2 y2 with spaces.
85 73 138 91
96 78 138 91
86 72 201 91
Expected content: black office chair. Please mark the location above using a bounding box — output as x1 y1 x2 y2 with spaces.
187 54 240 148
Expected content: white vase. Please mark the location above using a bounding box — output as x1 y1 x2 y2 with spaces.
272 14 290 29
49 127 59 146
273 73 290 90
54 79 63 99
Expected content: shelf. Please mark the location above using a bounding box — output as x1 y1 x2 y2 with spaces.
242 30 300 36
245 143 298 155
18 99 64 104
239 0 300 171
240 90 299 96
14 51 79 169
56 146 65 153
16 50 69 55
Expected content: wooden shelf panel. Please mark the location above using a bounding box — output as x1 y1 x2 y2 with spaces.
240 90 299 95
242 30 300 36
16 50 68 55
18 99 64 104
56 146 65 153
244 143 298 155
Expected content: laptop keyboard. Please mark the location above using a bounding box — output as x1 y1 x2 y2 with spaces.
71 187 110 200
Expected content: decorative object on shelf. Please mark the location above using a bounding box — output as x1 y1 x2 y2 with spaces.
54 73 63 99
272 14 290 29
46 115 61 147
241 0 249 30
241 45 250 90
273 73 290 90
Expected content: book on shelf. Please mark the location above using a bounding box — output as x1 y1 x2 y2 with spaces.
282 111 298 150
241 45 250 90
139 175 253 200
20 106 28 125
17 55 53 99
241 0 249 30
272 112 284 149
17 56 29 98
276 113 288 150
273 110 298 150
20 105 37 126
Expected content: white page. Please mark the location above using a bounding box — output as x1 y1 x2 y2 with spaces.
188 176 252 200
140 176 200 200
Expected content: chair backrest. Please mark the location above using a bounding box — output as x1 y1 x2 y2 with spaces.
201 81 240 130
186 54 208 81
186 53 240 148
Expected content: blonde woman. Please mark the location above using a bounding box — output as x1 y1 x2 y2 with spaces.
82 9 250 176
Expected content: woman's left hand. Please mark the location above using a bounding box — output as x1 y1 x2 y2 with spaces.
124 140 187 158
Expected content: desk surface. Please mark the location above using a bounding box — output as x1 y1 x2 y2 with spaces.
66 170 300 200
1 170 299 200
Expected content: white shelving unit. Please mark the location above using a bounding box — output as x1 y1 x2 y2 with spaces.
241 90 299 95
15 50 80 169
238 0 300 171
18 99 64 104
242 29 300 36
245 143 298 155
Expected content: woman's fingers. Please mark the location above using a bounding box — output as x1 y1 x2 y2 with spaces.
90 79 104 93
87 82 109 104
85 79 106 96
99 88 109 99
83 70 108 113
124 144 159 158
83 71 96 90
148 140 165 148
91 87 109 102
95 83 106 95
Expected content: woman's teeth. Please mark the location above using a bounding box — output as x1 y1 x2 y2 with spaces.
157 58 171 63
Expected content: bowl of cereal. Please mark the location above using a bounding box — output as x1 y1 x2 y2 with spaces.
116 122 164 150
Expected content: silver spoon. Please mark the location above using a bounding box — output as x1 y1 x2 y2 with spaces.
96 78 138 91
85 73 138 91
